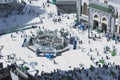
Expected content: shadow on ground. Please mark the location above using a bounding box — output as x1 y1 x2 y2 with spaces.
0 4 46 35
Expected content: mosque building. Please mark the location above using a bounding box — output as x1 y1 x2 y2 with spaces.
77 0 120 39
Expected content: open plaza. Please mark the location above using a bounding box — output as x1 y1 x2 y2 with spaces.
0 0 120 80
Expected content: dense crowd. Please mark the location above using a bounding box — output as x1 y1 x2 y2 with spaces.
1 0 120 80
35 64 120 80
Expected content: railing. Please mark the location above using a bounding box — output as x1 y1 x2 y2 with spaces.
79 15 89 21
0 22 41 35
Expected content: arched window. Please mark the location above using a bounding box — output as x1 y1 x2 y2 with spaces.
115 25 117 32
94 15 98 18
83 2 88 15
102 17 107 21
116 12 118 18
104 0 108 4
119 26 120 33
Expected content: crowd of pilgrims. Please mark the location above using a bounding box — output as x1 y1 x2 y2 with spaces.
35 45 119 80
34 64 120 80
2 0 120 80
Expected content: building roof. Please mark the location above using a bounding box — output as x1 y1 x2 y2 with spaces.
89 3 114 13
0 0 16 3
56 0 76 1
56 0 76 6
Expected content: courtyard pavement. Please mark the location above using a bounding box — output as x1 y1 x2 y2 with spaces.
0 0 120 80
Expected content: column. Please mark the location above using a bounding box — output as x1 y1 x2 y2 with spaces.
107 24 109 33
77 0 82 22
118 14 120 33
98 23 102 32
117 25 119 33
118 13 120 23
110 17 115 34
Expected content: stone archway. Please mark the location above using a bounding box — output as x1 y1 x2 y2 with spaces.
101 23 107 33
93 20 98 29
83 2 88 15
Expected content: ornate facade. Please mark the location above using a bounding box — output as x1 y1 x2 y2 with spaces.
77 0 120 38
